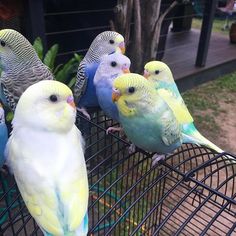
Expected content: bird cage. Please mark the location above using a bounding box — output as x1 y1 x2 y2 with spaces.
0 110 235 235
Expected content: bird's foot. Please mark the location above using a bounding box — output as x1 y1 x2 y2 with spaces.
152 154 166 167
128 143 136 154
77 107 91 120
106 126 123 135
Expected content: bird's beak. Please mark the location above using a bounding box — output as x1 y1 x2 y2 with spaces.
118 41 126 54
67 96 76 109
143 69 150 79
122 66 130 74
112 89 121 102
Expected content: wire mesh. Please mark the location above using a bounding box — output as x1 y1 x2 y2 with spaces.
0 110 235 235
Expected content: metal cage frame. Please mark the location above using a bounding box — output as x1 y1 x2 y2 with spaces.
0 110 235 235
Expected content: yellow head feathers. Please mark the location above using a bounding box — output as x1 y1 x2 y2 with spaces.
114 34 125 54
144 61 174 82
14 80 76 132
112 73 157 117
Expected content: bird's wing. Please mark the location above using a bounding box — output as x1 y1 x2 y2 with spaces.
1 65 53 110
158 88 194 124
159 109 182 146
74 61 88 104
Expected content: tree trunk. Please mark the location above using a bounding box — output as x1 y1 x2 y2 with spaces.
113 0 178 72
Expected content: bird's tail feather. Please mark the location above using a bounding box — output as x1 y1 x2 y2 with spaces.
42 213 88 236
182 129 236 164
75 212 88 236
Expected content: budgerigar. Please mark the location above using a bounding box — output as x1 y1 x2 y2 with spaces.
112 73 187 162
6 80 89 235
74 31 125 119
143 61 233 159
0 29 54 111
0 103 8 168
93 52 130 133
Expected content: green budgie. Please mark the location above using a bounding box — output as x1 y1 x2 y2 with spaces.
0 29 54 111
144 61 236 163
112 73 189 162
6 80 89 235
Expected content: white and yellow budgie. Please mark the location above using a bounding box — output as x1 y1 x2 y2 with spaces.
6 80 89 236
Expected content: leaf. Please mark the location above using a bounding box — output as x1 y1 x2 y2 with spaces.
33 37 44 60
55 58 75 83
43 44 59 71
74 53 83 63
6 111 14 122
67 76 76 89
53 63 63 75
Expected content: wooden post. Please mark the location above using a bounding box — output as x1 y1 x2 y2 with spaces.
22 0 47 48
195 0 217 67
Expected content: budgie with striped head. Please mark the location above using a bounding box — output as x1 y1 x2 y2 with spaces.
144 61 236 164
6 80 89 235
0 103 8 168
0 29 54 111
74 31 125 119
93 52 130 133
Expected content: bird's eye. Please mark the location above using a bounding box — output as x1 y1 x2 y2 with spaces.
49 94 58 102
0 41 6 47
128 87 135 94
155 70 160 75
109 39 115 44
111 61 117 67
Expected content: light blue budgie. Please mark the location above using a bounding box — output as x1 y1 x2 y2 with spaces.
144 61 233 158
0 29 54 111
112 73 236 164
74 31 125 119
6 80 89 236
0 103 8 168
93 52 130 133
112 74 184 160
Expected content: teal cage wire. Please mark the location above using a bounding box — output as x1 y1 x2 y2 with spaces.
0 110 235 235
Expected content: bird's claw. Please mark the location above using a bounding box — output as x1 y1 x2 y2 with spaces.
77 107 91 120
106 126 123 135
128 143 136 154
152 154 166 167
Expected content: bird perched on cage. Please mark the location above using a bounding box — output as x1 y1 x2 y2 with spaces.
112 73 236 165
0 103 8 168
112 73 186 162
74 31 126 120
93 52 130 134
143 61 236 164
0 29 54 112
5 80 89 236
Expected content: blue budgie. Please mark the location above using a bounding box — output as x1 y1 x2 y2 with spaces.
0 103 8 168
93 52 130 133
74 31 125 119
6 80 89 235
0 29 54 111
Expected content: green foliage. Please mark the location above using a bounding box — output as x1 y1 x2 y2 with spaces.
43 44 59 71
32 37 44 60
182 71 236 139
192 18 235 35
33 37 82 88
